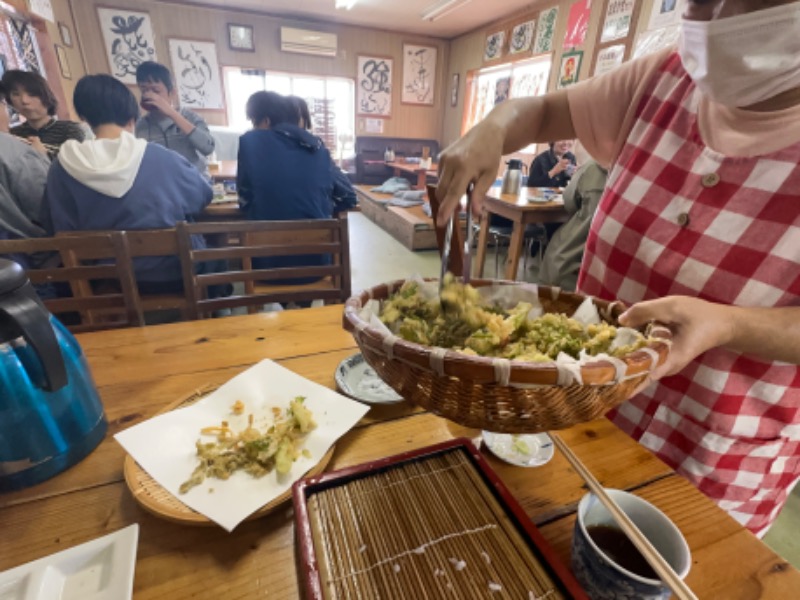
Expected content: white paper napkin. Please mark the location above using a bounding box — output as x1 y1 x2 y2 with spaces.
115 360 369 531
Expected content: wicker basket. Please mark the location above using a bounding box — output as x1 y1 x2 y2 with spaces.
343 279 671 434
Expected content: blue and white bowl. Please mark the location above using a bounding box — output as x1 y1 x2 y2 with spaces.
571 490 691 600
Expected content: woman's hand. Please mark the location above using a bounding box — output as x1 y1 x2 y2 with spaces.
618 296 736 380
436 121 504 225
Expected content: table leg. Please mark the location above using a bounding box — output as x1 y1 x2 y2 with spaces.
416 171 426 190
394 167 401 178
476 215 489 278
504 222 525 281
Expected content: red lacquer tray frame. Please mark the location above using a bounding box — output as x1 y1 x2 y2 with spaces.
292 438 589 600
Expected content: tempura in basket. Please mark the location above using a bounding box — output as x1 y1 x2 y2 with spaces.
380 277 647 361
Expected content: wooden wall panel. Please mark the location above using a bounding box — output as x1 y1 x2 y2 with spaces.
44 0 86 119
67 0 448 140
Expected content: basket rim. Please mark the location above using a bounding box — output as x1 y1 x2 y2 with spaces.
343 278 671 387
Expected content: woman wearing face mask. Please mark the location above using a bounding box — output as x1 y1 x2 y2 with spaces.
435 0 800 538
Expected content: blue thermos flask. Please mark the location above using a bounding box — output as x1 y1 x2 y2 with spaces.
0 259 107 491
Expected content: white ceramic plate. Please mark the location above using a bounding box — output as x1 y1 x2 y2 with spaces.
482 432 555 467
335 353 404 405
0 524 139 600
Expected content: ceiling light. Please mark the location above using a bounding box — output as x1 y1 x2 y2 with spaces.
421 0 472 21
335 0 357 9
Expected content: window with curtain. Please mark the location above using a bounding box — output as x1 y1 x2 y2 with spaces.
463 55 552 136
224 68 354 161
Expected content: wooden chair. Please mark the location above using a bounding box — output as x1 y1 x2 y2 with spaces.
121 229 192 319
176 215 351 318
58 229 192 321
0 233 144 332
426 184 464 276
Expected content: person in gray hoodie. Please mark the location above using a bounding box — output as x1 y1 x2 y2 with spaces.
44 74 212 292
0 88 49 241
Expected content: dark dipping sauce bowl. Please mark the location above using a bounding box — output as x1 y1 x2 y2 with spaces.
571 489 691 600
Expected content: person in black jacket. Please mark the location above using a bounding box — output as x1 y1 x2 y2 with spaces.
238 92 335 285
527 140 576 188
287 95 357 215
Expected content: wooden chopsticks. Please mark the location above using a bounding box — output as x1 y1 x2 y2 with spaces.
550 433 699 600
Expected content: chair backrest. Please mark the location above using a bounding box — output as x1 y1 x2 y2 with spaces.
57 228 192 317
426 184 463 277
0 233 144 332
176 215 351 318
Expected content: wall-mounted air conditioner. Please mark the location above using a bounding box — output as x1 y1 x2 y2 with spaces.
280 27 338 57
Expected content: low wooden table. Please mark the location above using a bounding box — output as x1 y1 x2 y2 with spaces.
1 306 797 598
356 184 464 251
387 160 438 189
477 187 570 280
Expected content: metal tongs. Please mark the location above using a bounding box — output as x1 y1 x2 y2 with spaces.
439 186 475 302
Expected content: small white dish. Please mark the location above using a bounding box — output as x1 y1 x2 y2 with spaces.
0 524 139 600
481 431 554 467
335 353 404 405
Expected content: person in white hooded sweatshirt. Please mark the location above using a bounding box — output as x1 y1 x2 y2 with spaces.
44 74 212 293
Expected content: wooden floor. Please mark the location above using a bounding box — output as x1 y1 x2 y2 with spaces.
348 211 800 569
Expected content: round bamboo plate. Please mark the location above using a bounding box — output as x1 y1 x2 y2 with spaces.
123 383 335 526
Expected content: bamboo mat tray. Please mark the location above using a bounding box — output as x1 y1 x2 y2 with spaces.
123 383 334 526
293 439 588 599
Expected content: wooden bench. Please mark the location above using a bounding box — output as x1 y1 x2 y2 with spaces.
355 185 465 251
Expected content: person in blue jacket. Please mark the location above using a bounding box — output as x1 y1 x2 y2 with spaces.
43 74 213 294
238 92 337 284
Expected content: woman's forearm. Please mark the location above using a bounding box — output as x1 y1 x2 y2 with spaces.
486 91 575 155
727 305 800 364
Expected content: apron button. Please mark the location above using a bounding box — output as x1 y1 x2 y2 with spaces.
677 212 690 227
702 173 720 188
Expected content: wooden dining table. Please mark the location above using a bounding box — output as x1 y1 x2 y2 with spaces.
1 306 797 598
387 160 439 189
201 197 245 221
477 187 570 281
209 159 237 183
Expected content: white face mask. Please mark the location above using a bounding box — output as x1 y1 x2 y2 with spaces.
678 3 800 108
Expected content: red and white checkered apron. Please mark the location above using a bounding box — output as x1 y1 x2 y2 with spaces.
577 53 800 536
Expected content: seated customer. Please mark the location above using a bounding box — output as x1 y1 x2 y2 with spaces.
2 70 85 159
0 85 49 241
238 92 335 283
288 95 356 215
135 61 215 179
527 140 576 188
537 158 608 291
44 74 212 292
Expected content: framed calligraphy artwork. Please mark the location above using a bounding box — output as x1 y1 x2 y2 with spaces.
168 39 224 110
601 0 635 43
357 55 393 118
401 44 436 105
593 44 625 75
534 7 559 53
484 30 505 61
97 7 157 84
509 20 535 54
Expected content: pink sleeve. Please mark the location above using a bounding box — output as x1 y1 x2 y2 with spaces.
567 48 674 168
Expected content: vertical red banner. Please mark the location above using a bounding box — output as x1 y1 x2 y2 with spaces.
563 0 592 49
